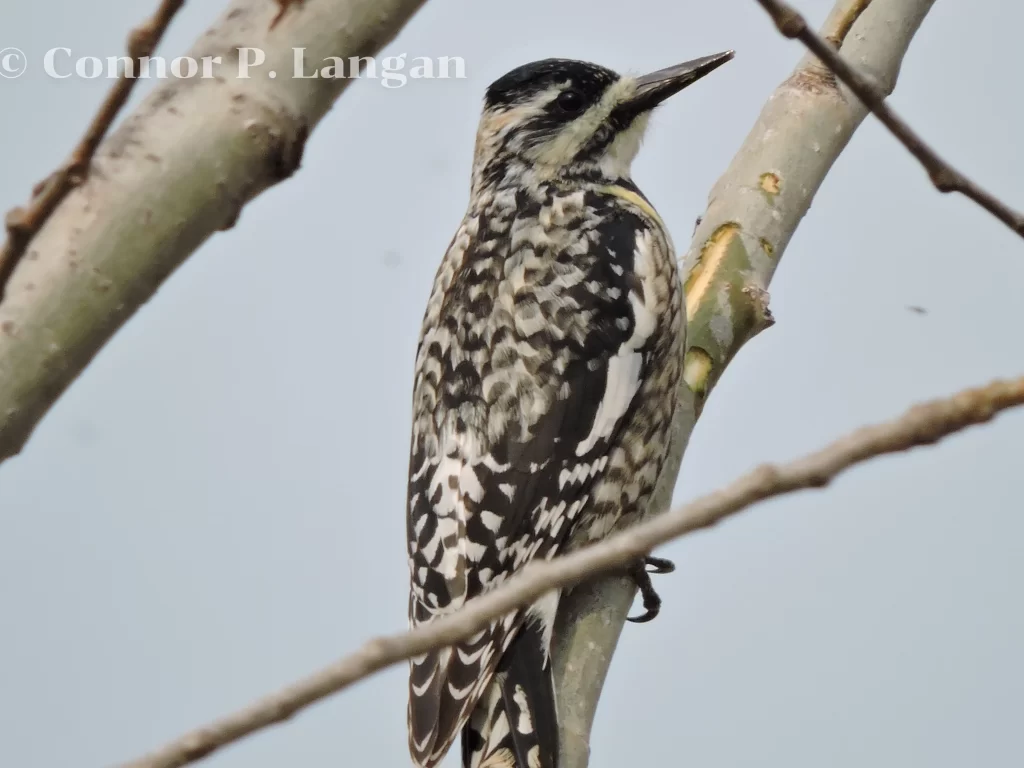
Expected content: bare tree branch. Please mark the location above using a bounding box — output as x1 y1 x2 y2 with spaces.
549 1 938 764
755 0 1024 237
0 0 428 464
0 0 186 301
118 374 1024 768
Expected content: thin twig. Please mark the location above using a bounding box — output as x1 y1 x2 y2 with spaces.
753 0 1024 239
0 0 186 302
119 375 1024 768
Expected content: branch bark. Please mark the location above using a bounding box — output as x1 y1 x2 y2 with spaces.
549 1 937 765
118 373 1024 768
755 0 1024 237
0 0 427 463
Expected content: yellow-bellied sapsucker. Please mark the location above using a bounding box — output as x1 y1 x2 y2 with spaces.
406 52 733 768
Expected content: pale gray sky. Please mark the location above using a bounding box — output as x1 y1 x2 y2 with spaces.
1 1 1022 766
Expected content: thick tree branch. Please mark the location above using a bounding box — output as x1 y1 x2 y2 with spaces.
549 1 937 765
0 0 187 301
0 0 427 463
756 0 1024 237
118 374 1024 768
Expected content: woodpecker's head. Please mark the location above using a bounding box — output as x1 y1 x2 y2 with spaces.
471 52 733 192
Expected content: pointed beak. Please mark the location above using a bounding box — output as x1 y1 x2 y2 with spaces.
626 50 734 112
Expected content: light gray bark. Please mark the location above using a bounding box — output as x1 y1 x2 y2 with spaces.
0 0 427 462
551 1 938 765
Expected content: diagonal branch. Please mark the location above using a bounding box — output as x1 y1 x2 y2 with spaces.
549 1 938 765
755 0 1024 238
118 374 1024 768
0 0 428 463
0 0 186 302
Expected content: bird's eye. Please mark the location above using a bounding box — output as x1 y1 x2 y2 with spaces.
556 89 585 114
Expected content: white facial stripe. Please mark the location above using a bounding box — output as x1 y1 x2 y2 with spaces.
526 76 638 167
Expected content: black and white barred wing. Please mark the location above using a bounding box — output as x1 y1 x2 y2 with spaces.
406 208 671 768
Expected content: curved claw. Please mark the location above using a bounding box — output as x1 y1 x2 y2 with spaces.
644 556 675 575
627 599 660 623
626 556 672 623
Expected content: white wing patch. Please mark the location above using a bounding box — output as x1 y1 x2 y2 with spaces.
574 350 642 456
574 229 659 458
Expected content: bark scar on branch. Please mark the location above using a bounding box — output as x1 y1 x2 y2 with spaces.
270 0 305 29
0 0 186 303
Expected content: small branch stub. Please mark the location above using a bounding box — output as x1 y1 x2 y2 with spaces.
743 284 775 332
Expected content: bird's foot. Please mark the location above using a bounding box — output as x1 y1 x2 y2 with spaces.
626 556 675 623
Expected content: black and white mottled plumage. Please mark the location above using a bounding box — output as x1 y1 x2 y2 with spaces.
406 53 733 768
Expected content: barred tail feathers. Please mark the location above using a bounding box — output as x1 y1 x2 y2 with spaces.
409 621 504 767
462 598 560 768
